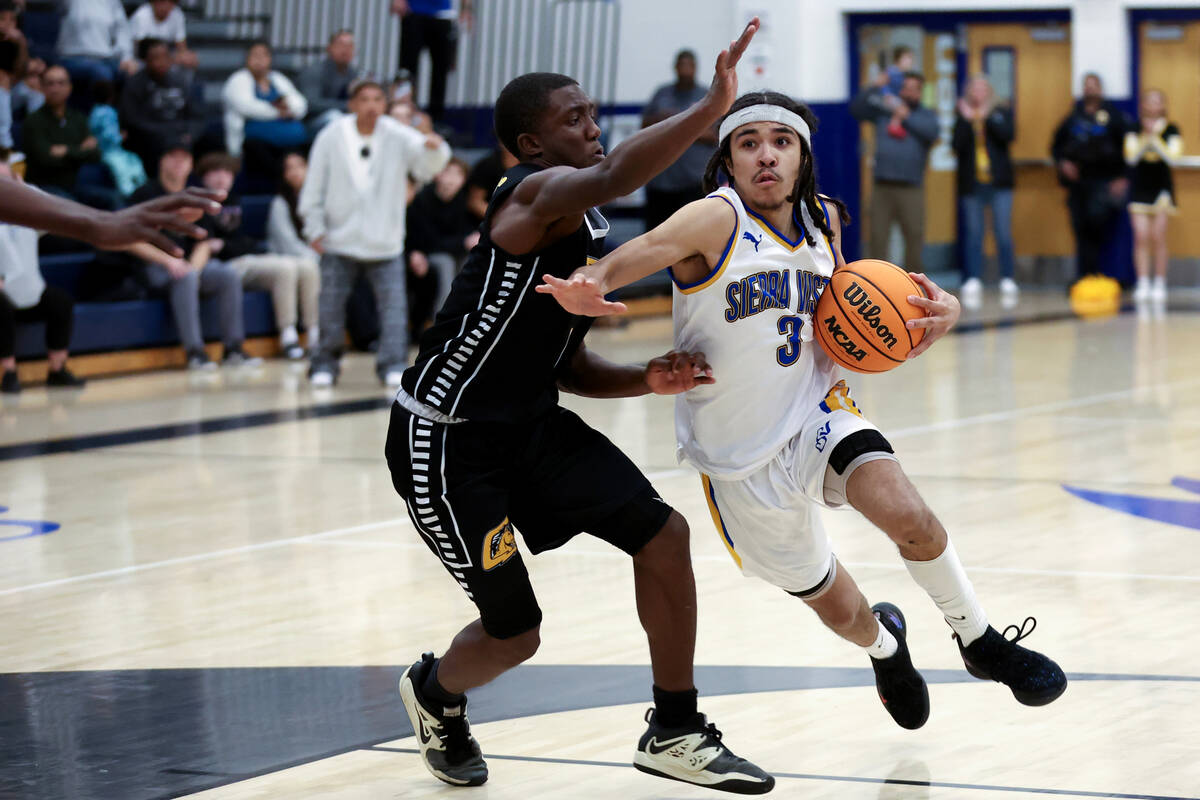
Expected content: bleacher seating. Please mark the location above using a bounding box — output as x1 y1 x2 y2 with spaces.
10 0 664 371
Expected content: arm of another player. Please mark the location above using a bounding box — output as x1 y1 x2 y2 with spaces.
0 182 221 255
535 196 736 316
515 19 758 223
558 341 714 399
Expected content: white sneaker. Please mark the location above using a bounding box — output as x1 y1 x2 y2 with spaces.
999 278 1019 309
1151 277 1168 304
384 370 405 388
1133 278 1151 303
961 277 983 310
310 370 334 387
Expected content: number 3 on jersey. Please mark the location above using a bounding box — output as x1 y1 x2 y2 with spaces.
777 315 804 366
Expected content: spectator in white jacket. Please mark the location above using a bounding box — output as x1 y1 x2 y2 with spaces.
56 0 138 96
129 0 198 71
222 40 307 159
299 79 449 387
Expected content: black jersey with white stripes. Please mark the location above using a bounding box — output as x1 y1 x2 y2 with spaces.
401 163 609 424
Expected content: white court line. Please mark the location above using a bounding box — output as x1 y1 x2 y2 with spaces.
0 517 408 598
884 378 1200 439
4 376 1195 599
0 471 695 598
302 539 1200 585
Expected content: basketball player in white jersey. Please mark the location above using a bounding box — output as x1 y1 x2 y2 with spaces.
539 92 1067 730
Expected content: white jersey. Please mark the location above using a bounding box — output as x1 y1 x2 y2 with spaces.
673 186 840 479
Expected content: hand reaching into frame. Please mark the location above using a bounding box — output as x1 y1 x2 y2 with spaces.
645 350 715 395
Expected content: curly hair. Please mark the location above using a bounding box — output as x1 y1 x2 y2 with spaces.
702 91 849 248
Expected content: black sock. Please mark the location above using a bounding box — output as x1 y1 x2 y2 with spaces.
421 658 465 707
652 685 698 728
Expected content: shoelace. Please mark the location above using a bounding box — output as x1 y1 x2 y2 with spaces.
701 722 724 744
438 710 475 760
1001 616 1038 645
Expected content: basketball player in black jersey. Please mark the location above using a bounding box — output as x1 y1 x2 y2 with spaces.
387 20 776 795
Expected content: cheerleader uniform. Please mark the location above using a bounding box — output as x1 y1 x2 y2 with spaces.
1126 119 1182 214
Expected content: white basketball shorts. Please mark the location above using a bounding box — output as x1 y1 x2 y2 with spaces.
698 381 897 595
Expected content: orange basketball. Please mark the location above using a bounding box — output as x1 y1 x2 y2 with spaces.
814 259 926 373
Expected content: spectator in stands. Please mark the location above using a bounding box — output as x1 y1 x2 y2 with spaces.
0 0 41 120
268 152 319 264
300 79 449 387
298 29 359 133
89 79 147 199
641 49 714 230
193 152 318 360
128 0 197 72
22 66 122 210
407 156 477 317
222 40 308 159
12 57 43 121
388 95 433 134
0 161 86 393
464 145 516 223
56 0 138 93
851 70 938 272
1052 73 1131 279
126 138 251 370
0 38 16 149
389 0 473 122
879 45 915 109
954 74 1017 310
121 38 201 170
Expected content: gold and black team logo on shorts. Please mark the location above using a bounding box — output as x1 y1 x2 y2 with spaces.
482 518 518 571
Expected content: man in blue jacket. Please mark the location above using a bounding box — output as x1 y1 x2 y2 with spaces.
851 70 939 272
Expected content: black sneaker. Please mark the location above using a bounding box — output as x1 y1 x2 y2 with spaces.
398 653 487 786
956 617 1067 706
1 370 19 394
634 708 774 794
870 602 930 730
46 367 86 388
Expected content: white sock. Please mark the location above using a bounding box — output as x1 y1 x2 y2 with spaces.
280 325 299 347
1153 276 1167 291
864 617 899 660
903 538 988 645
308 326 320 346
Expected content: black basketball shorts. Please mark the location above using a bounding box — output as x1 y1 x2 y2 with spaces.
384 402 675 639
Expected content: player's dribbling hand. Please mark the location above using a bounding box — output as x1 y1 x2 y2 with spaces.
904 272 960 359
705 17 760 114
645 350 715 395
536 272 628 317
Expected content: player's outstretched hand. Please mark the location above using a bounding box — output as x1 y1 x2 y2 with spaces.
706 17 760 114
90 188 225 256
645 350 715 395
905 272 960 359
535 273 628 317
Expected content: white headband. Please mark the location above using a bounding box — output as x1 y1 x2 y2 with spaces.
718 104 811 147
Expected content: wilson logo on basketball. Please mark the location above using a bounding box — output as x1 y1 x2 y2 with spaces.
821 315 867 362
842 282 900 350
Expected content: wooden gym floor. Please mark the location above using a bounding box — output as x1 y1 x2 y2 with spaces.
2 291 1199 799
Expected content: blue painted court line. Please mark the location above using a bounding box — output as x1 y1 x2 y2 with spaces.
0 396 392 462
366 746 1198 800
1063 482 1200 531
